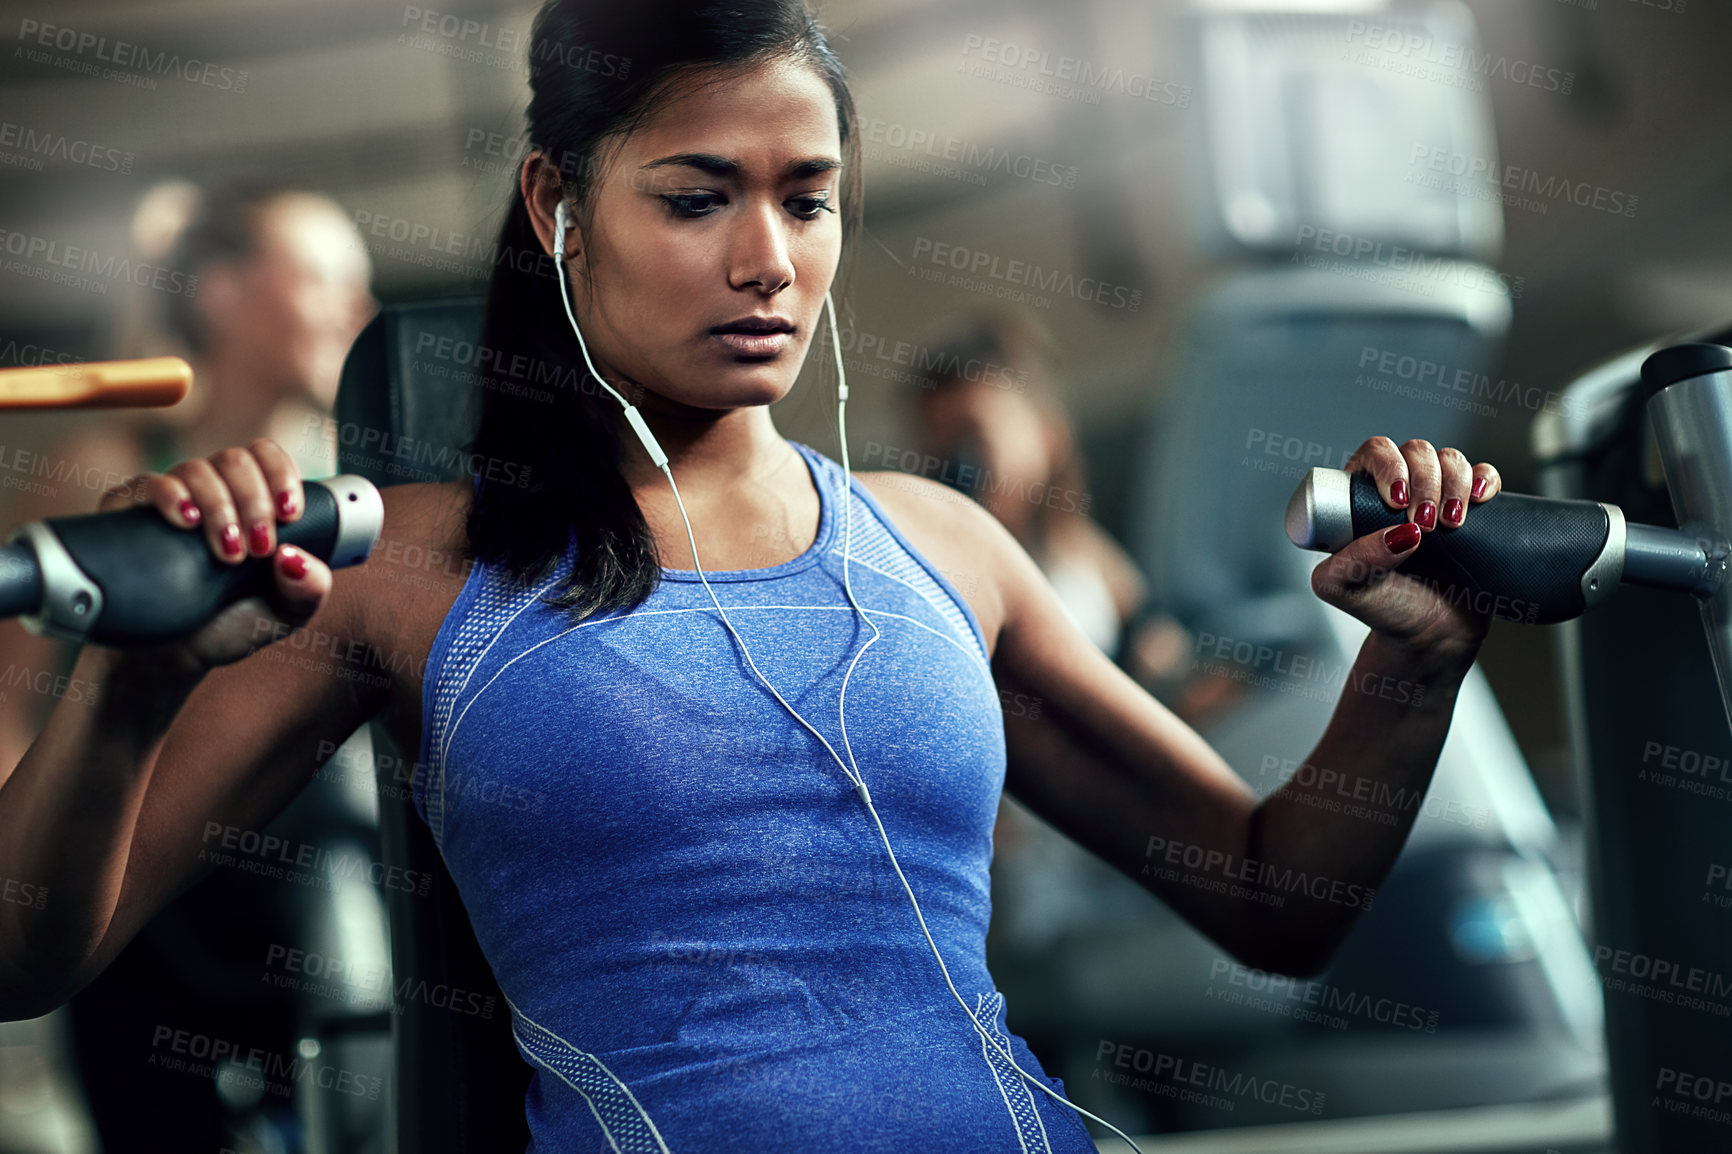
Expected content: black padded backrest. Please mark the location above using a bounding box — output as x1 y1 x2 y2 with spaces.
334 299 533 1154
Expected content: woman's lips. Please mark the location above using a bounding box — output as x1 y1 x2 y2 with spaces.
710 330 793 357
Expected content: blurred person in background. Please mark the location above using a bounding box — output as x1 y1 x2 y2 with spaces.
910 310 1245 984
0 181 375 773
910 309 1239 721
0 180 375 1153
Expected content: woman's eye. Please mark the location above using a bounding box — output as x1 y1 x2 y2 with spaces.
659 193 834 220
661 194 723 218
788 195 836 220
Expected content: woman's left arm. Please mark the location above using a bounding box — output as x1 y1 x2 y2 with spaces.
991 437 1502 978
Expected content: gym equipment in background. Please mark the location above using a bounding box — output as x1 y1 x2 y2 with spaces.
1289 337 1732 1154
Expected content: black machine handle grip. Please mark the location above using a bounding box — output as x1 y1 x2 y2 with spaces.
1284 467 1625 625
3 475 382 645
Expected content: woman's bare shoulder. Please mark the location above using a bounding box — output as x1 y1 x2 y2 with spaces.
373 477 474 553
852 470 1011 656
335 477 477 748
342 478 475 654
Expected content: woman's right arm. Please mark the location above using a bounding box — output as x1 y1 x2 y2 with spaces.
0 426 150 790
0 439 387 1020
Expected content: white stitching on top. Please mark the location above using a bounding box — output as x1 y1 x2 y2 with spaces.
973 991 1053 1154
440 603 985 772
506 992 675 1154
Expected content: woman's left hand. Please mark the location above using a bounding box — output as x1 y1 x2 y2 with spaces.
1308 436 1503 661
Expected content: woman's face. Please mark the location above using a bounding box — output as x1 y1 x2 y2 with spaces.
545 59 845 414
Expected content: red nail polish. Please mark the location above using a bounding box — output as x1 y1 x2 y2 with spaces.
221 523 242 556
249 523 270 555
1443 498 1463 525
178 498 201 524
276 491 296 519
280 546 307 580
1471 477 1487 500
1416 501 1437 530
1390 478 1409 506
1385 522 1422 552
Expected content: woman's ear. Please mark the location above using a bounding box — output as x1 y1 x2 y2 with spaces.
520 151 576 261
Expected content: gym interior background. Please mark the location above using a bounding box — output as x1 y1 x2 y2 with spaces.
1 0 1729 1151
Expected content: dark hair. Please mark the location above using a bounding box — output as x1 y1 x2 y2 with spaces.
162 183 305 355
463 0 862 622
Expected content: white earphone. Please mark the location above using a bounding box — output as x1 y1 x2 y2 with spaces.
550 198 1145 1154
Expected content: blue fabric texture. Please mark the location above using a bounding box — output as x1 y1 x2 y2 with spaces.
416 440 1096 1152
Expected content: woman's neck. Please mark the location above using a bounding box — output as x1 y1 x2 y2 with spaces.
615 404 799 498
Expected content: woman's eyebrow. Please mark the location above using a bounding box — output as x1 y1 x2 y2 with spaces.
787 157 844 179
639 153 844 179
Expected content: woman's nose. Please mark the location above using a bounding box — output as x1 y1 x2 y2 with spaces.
729 203 795 294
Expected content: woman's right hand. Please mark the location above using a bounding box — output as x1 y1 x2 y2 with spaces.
96 437 332 674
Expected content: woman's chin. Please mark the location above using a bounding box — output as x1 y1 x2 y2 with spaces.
699 361 801 407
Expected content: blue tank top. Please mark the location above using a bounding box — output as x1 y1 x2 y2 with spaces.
416 440 1096 1153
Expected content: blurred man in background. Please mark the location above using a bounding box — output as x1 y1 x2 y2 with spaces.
0 181 373 773
0 180 374 1153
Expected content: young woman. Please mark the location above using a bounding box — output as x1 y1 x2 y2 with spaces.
0 1 1505 1149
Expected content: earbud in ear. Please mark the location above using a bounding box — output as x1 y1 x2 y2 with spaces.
553 200 568 260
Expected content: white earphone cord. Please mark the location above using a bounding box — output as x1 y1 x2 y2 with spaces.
553 203 1146 1154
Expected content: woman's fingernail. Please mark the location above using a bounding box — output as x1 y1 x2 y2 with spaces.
178 498 201 525
221 523 243 556
279 545 307 580
249 523 271 555
1390 478 1409 506
276 491 296 519
1385 522 1422 552
1416 500 1437 530
1471 476 1487 500
1444 498 1463 525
